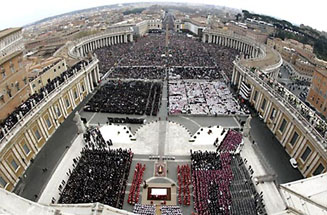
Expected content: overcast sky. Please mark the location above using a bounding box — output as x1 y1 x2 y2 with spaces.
1 0 326 32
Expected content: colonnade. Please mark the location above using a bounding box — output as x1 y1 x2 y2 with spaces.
231 61 327 177
76 33 133 58
202 33 260 58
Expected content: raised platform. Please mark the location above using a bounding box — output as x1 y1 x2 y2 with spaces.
142 183 177 206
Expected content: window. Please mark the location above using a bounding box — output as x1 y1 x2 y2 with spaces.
7 89 12 97
301 147 311 162
253 91 258 101
279 119 287 133
22 144 30 155
15 82 20 91
56 106 61 117
261 99 266 110
0 176 7 188
65 98 70 107
270 108 276 120
313 163 325 176
74 90 78 99
11 159 19 170
18 59 23 69
1 67 5 78
81 84 85 92
34 129 41 140
10 65 15 73
46 118 52 128
289 132 299 146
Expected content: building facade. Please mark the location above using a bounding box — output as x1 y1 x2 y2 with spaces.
0 58 100 191
307 67 327 118
28 59 67 94
231 60 327 178
0 28 29 122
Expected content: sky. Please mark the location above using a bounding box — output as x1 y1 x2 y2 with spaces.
1 0 326 32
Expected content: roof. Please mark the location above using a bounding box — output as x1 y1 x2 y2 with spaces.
0 50 23 65
316 67 327 78
0 27 22 40
279 173 327 214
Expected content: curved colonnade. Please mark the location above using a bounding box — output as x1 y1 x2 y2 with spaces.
69 26 134 59
228 42 326 178
202 29 264 60
203 28 326 177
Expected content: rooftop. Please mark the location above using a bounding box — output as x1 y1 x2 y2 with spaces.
0 27 22 40
280 173 327 214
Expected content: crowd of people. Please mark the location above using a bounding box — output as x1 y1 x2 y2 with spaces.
94 43 132 74
58 128 133 209
107 117 144 124
84 80 162 116
120 34 166 66
132 204 183 215
133 204 156 215
191 129 265 215
128 163 146 205
177 164 191 206
160 206 183 215
169 67 222 80
167 34 215 67
0 60 89 141
109 66 165 80
230 155 266 215
203 43 240 80
168 80 248 115
93 32 239 73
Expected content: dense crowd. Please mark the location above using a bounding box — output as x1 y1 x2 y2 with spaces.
168 80 248 115
168 35 215 67
169 67 222 80
128 163 146 205
160 206 183 215
132 204 183 215
58 128 133 209
94 32 239 74
84 80 162 116
94 43 131 74
203 43 239 80
191 130 265 215
109 66 165 80
133 204 156 215
0 60 89 141
120 34 166 66
230 155 266 215
177 164 191 206
107 117 144 124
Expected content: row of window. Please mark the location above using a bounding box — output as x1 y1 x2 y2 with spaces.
0 60 23 79
0 141 32 188
0 81 87 188
2 32 21 46
253 89 326 176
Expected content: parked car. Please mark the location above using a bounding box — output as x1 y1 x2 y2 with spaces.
290 158 298 168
